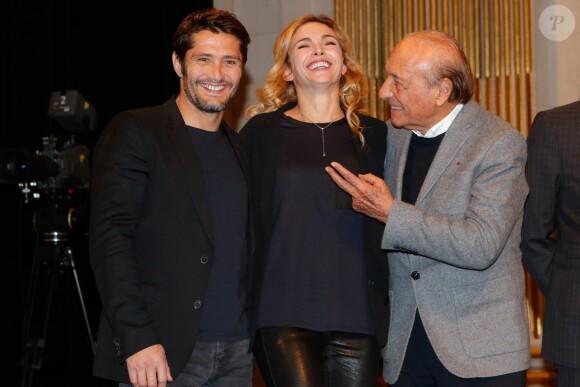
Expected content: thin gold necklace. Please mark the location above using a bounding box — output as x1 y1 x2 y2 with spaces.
299 111 336 157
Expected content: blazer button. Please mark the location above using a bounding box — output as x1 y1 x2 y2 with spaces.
113 337 122 357
368 279 375 287
200 255 209 264
193 300 202 309
411 271 420 280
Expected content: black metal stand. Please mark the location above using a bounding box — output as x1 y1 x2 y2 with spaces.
20 231 96 387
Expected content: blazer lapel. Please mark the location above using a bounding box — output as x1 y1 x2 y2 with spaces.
260 115 280 237
394 130 412 200
224 122 252 186
415 103 475 206
165 99 214 244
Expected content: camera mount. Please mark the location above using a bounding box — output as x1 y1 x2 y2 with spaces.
5 90 98 387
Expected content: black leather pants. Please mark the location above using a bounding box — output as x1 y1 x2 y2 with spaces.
254 327 380 387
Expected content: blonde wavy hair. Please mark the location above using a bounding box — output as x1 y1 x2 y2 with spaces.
246 14 369 139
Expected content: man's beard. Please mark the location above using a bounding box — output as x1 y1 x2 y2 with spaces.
183 77 236 113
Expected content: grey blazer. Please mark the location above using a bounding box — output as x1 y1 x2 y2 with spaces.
522 100 580 367
381 100 530 383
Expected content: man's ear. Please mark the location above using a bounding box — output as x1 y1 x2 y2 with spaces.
436 77 453 106
172 52 183 78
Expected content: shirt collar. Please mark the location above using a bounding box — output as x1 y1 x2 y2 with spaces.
412 103 464 138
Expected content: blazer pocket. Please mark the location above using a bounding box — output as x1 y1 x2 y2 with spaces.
452 276 528 358
429 171 473 215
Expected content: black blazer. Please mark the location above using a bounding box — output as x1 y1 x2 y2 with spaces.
89 96 253 382
522 100 580 367
240 102 390 347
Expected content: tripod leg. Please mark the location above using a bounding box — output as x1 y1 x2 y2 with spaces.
20 245 58 387
66 247 97 354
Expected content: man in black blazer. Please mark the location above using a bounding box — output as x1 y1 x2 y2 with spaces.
89 9 253 387
522 100 580 387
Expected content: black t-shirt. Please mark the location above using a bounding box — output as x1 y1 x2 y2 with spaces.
188 126 248 341
256 116 374 335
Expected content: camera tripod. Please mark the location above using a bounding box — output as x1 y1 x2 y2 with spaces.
20 230 96 387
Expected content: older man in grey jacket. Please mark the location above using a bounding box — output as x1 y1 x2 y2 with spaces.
326 30 530 387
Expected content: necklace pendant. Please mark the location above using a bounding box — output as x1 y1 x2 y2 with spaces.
321 127 326 157
298 109 334 157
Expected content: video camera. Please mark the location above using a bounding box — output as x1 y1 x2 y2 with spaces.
0 90 97 237
12 92 100 378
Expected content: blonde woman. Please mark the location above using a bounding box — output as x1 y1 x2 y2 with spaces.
240 14 389 387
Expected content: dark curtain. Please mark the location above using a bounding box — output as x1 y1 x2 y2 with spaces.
0 1 212 386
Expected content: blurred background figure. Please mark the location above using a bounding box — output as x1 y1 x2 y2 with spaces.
522 100 580 387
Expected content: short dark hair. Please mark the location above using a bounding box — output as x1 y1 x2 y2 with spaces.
173 8 251 65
